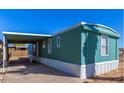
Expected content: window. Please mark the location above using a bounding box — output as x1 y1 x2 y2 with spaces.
101 34 109 56
56 36 60 48
48 38 52 54
42 41 45 49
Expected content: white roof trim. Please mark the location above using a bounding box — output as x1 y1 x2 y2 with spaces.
53 22 119 36
80 22 87 24
2 31 51 37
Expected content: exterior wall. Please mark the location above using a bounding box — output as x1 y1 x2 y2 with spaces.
97 36 118 62
29 25 119 79
81 30 119 65
40 26 82 65
81 30 119 78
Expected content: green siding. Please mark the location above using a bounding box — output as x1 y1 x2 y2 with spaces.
81 31 118 65
40 26 82 65
95 35 117 62
116 39 119 60
38 25 119 65
81 31 99 65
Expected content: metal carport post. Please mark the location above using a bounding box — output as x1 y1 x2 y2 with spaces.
2 34 8 73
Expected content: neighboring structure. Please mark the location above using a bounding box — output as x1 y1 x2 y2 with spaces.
2 22 120 79
119 48 124 62
8 45 28 60
0 40 3 65
119 48 124 55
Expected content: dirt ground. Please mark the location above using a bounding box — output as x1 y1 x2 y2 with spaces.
83 54 124 83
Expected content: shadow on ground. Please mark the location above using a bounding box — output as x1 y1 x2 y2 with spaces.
7 58 76 78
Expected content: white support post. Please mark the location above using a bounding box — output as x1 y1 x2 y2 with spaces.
2 35 8 73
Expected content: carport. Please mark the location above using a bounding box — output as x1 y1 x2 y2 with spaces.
2 31 51 72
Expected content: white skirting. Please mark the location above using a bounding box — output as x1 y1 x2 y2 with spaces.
80 60 119 79
38 57 81 77
29 55 119 79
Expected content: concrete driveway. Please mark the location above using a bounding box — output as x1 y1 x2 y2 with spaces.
1 59 83 83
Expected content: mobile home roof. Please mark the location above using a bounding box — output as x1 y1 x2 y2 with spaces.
53 22 120 38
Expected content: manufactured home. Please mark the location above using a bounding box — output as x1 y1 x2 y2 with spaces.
2 22 120 79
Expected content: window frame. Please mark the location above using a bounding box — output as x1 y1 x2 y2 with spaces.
101 34 109 56
56 36 61 48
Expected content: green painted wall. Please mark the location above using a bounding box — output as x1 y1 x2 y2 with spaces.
40 26 82 65
81 30 118 65
38 25 119 65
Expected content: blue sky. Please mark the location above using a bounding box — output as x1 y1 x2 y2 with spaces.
0 9 123 47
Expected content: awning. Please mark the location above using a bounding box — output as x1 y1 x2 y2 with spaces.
2 32 51 43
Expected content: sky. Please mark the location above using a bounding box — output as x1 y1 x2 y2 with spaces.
0 9 123 47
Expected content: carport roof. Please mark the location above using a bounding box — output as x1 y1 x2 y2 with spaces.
2 31 51 43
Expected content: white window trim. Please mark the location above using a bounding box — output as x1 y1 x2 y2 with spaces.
101 34 109 56
56 36 60 48
48 38 52 54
